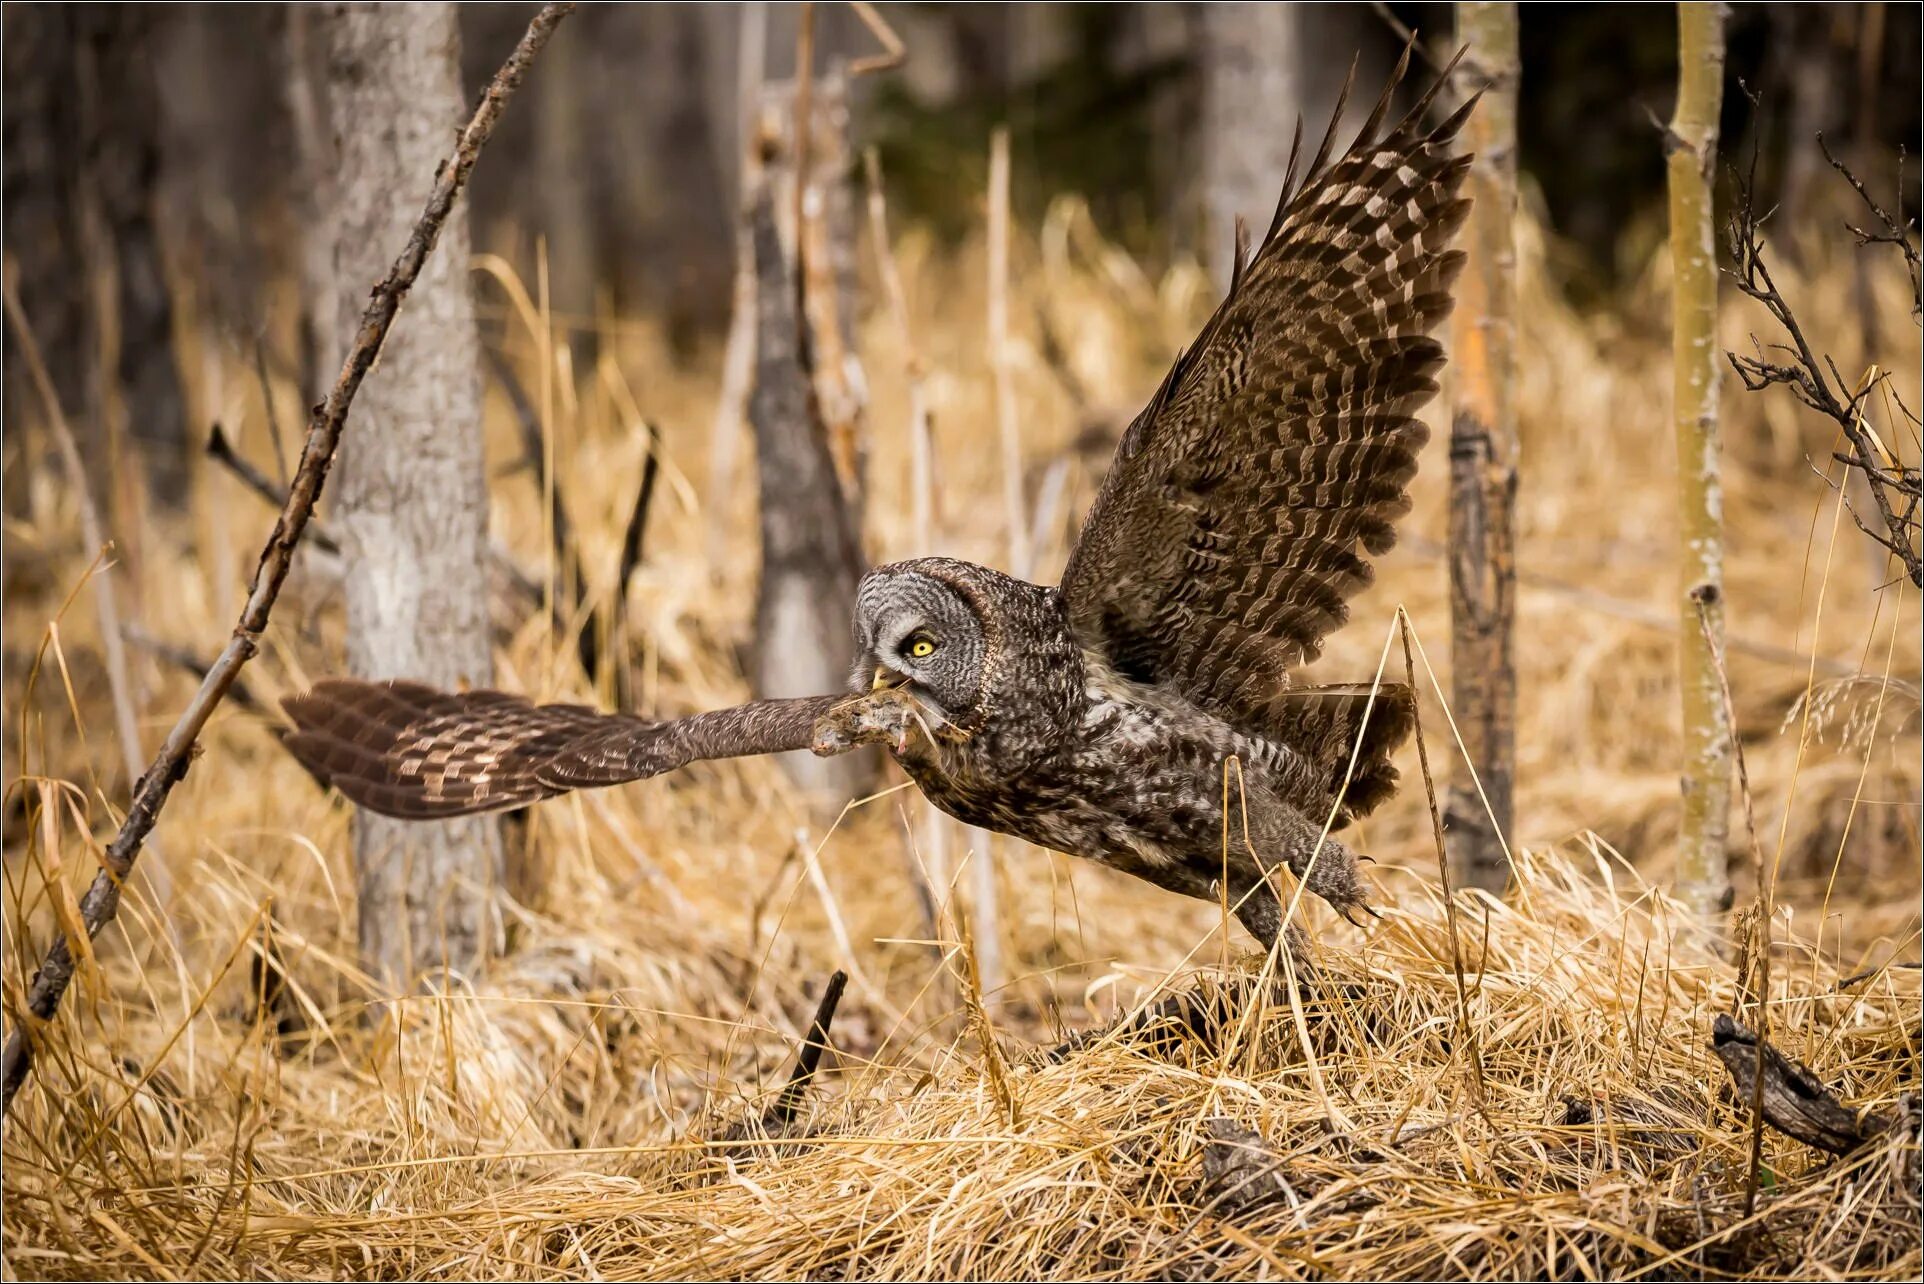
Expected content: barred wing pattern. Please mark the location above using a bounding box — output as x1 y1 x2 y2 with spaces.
1059 52 1474 738
281 678 842 819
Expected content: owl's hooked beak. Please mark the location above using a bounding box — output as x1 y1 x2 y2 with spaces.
870 665 903 693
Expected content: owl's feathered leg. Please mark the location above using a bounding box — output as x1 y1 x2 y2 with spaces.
1248 798 1380 930
1230 878 1316 976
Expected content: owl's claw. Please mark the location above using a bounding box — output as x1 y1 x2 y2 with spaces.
1334 899 1381 929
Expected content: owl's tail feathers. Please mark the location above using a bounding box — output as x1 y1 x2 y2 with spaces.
1270 682 1416 826
280 678 582 820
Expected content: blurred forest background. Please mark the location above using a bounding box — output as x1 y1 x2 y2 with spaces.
5 3 1919 424
1 5 1921 1277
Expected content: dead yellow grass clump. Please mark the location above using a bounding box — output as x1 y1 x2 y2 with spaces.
3 189 1919 1280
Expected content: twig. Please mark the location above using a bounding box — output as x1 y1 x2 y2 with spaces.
844 1 904 77
861 147 939 552
1368 4 1448 79
209 419 548 606
792 2 815 297
1400 532 1855 677
1399 608 1487 1106
484 346 597 680
1724 127 1921 586
122 625 264 715
704 1 766 571
987 126 1029 580
616 424 661 608
250 338 292 489
0 0 574 1117
765 970 847 1130
206 423 342 556
1816 132 1921 312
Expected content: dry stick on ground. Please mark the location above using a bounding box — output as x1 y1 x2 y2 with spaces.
1709 1013 1887 1156
0 0 574 1117
1446 3 1521 894
764 969 847 1133
1669 0 1733 922
1725 122 1923 587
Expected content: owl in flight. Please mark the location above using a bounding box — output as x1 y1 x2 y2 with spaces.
283 53 1472 958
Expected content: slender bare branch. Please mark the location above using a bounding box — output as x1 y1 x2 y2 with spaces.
1724 122 1922 587
0 0 575 1117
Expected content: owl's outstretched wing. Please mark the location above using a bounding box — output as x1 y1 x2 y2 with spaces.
281 678 843 819
1058 50 1472 736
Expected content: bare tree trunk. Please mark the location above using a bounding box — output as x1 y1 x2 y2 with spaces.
1669 1 1732 921
746 166 872 802
326 2 503 992
1447 3 1521 894
1198 3 1302 292
284 4 336 408
796 70 869 516
705 1 767 573
74 4 189 507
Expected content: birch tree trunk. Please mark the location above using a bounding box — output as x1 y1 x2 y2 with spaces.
1447 3 1521 894
326 2 503 991
1198 3 1303 293
1669 1 1732 921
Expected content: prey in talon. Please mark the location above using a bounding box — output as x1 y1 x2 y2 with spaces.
811 687 924 758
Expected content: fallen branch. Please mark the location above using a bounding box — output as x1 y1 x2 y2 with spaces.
0 0 574 1117
1710 1014 1885 1155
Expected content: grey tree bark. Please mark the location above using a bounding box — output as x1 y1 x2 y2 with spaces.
746 166 872 803
1199 3 1304 292
325 2 503 991
1196 5 1388 292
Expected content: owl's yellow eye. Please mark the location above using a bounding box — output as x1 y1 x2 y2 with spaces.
907 636 937 659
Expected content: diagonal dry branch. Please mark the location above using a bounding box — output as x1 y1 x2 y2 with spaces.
0 0 576 1117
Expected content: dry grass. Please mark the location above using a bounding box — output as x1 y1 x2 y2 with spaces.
2 184 1918 1279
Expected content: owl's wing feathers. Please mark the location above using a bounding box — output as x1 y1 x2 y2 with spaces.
281 678 841 819
1059 50 1473 757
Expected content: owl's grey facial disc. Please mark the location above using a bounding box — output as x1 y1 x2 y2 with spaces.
850 566 986 720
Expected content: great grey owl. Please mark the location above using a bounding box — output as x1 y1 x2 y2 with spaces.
282 54 1472 958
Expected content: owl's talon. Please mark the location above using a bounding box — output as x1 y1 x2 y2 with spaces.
1336 900 1381 929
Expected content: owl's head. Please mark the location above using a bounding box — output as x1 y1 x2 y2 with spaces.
851 559 992 725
